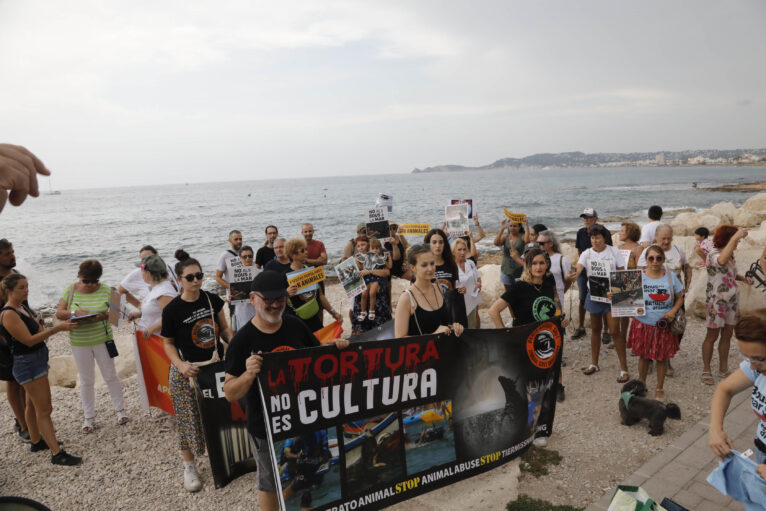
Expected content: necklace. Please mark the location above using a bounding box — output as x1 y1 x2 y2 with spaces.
413 283 438 310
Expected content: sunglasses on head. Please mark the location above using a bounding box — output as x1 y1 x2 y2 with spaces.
647 256 665 262
183 272 205 282
81 279 99 285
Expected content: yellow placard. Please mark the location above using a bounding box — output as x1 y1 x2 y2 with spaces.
287 266 326 291
398 223 430 236
503 208 527 224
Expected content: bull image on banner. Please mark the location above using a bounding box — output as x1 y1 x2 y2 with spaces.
257 321 562 511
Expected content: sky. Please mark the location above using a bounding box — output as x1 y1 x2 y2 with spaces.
0 0 764 189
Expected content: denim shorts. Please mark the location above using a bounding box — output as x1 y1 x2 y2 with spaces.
578 272 589 301
500 272 515 286
585 293 611 315
12 345 49 385
250 434 277 493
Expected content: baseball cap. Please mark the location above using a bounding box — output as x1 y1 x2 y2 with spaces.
580 208 598 218
141 254 167 273
250 271 289 298
356 222 367 233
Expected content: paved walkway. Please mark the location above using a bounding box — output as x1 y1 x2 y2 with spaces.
586 390 757 511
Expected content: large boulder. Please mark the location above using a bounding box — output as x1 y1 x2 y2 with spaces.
49 355 78 388
698 213 723 233
733 209 763 227
709 202 738 225
743 193 766 213
670 212 699 236
478 264 503 309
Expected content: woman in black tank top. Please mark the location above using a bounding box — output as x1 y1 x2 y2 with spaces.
0 274 81 465
394 245 465 338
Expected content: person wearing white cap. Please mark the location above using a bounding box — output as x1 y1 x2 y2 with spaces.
572 208 612 341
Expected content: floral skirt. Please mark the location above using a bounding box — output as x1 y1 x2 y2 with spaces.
168 365 205 456
626 318 679 361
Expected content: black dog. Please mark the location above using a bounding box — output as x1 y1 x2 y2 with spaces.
619 380 681 436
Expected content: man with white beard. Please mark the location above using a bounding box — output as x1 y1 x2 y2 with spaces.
223 271 349 511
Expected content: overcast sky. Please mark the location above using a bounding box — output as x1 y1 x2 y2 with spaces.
1 0 764 189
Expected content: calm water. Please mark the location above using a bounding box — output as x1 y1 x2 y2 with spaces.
2 166 764 306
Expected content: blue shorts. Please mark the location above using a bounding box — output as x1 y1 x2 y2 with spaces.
585 293 611 316
500 272 515 286
12 345 49 385
578 272 589 302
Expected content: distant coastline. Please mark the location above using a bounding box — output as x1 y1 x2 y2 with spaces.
411 148 766 173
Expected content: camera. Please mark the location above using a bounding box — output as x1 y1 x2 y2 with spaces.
657 318 669 329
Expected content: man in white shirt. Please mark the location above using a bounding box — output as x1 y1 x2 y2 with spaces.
216 230 244 319
118 245 178 307
639 205 663 247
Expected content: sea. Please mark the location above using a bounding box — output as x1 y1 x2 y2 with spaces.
2 165 765 307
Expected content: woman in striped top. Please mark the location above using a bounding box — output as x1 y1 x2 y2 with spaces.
55 259 128 433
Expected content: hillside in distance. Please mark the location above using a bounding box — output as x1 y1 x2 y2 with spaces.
411 148 766 173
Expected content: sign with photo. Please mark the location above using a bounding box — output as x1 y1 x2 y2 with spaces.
444 204 469 235
230 265 258 305
376 194 394 213
450 199 474 219
257 322 562 511
335 256 367 299
610 270 646 317
588 260 611 303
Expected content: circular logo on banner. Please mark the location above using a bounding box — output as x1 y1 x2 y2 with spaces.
526 321 562 369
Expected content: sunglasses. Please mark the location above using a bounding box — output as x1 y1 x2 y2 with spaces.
241 254 254 259
81 279 99 285
646 256 665 262
297 248 306 253
254 293 286 304
183 272 205 282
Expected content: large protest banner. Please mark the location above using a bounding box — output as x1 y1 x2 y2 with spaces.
133 331 174 415
194 362 257 488
257 321 562 511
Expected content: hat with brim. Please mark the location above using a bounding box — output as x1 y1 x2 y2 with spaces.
580 207 598 218
251 271 289 299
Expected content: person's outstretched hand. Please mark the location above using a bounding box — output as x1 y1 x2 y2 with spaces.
0 144 51 212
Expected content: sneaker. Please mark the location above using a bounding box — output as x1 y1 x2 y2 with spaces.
601 331 612 345
18 428 31 443
51 449 82 466
571 328 586 340
533 437 548 447
31 438 63 452
184 464 202 492
556 383 565 403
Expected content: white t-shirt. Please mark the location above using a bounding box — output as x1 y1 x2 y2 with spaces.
120 268 150 301
457 259 481 314
577 246 626 291
549 253 572 307
233 302 256 331
637 243 688 285
217 249 241 298
639 221 661 244
138 280 178 330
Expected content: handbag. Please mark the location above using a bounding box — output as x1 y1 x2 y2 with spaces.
294 294 320 320
665 267 686 336
608 485 667 511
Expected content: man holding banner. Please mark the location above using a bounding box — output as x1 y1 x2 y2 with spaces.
223 271 349 511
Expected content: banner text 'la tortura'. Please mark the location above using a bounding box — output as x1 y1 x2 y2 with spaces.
257 321 562 511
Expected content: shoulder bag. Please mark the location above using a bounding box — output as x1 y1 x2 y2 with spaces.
665 267 686 336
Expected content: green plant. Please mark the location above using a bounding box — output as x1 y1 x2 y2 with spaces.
519 447 562 477
507 494 584 511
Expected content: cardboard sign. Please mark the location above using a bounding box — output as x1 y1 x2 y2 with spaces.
610 270 646 317
445 204 469 235
588 260 611 303
503 208 527 224
376 194 393 213
451 199 474 219
335 256 367 299
398 223 431 236
287 266 326 292
366 207 388 223
230 265 258 305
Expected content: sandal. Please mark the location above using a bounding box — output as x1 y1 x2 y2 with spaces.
117 411 130 425
616 371 630 383
666 363 675 377
655 389 665 400
357 312 367 321
368 311 375 320
701 371 714 386
160 418 176 432
81 418 95 434
717 369 732 379
582 364 600 375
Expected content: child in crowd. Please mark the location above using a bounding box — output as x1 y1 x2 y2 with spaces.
355 237 390 321
694 227 713 267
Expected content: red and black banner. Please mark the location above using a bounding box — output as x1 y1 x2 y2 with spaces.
257 320 562 511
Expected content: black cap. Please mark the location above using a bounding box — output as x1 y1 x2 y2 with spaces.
251 271 289 299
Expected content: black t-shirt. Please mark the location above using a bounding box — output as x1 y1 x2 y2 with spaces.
500 275 557 327
434 263 456 292
161 291 225 362
224 316 320 439
384 240 404 277
255 246 275 268
264 258 292 274
575 226 613 253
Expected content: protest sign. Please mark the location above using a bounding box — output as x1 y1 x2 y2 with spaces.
287 266 326 292
376 194 394 213
257 321 562 511
366 207 390 241
610 270 646 317
193 362 257 488
133 331 174 415
335 256 367 299
398 224 430 236
503 208 527 224
588 260 611 303
450 199 474 219
445 204 469 235
230 265 258 305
